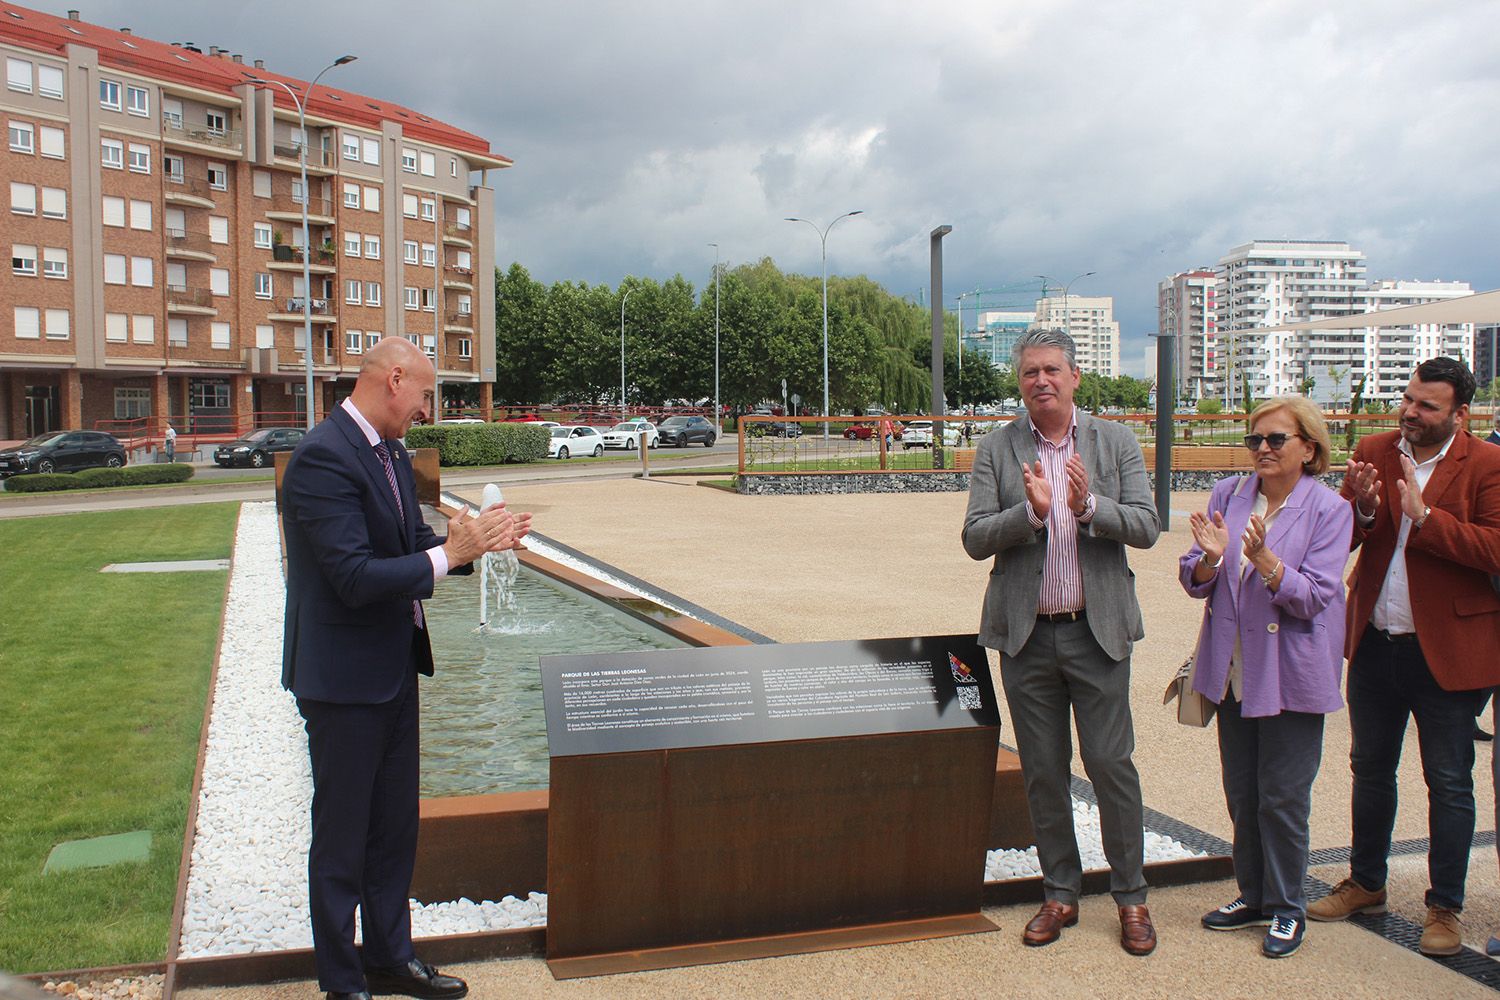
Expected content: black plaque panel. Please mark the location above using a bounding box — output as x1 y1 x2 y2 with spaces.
541 634 997 757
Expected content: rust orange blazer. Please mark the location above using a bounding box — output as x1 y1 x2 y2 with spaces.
1341 429 1500 691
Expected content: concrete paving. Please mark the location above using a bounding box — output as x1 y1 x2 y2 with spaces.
155 476 1499 997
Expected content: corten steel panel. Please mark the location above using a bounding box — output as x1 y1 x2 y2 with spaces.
545 727 998 968
411 446 440 505
410 790 548 903
991 748 1034 850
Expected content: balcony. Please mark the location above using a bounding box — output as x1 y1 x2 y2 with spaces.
266 196 336 226
269 298 338 324
164 228 216 261
163 176 217 209
444 310 474 331
272 142 338 172
442 222 473 246
162 119 243 154
268 244 338 274
442 263 473 290
167 285 217 315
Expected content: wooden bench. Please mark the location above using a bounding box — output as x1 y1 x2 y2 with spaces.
1142 444 1256 471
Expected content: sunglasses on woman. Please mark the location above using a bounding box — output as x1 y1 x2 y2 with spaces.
1243 432 1302 451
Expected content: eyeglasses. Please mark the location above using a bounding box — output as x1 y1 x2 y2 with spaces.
1243 432 1302 451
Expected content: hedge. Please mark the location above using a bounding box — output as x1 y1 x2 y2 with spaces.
404 423 549 465
3 463 195 493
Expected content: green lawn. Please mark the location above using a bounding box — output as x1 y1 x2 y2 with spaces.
0 503 238 973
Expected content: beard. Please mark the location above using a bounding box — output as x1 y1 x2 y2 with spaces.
1401 413 1457 448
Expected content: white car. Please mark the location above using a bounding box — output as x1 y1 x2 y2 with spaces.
901 420 963 449
601 420 659 449
548 424 605 459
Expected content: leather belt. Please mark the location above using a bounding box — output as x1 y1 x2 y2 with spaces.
1371 626 1419 645
1037 609 1086 624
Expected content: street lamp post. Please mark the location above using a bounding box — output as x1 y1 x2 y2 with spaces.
620 288 633 418
709 243 720 433
785 211 862 438
249 55 356 430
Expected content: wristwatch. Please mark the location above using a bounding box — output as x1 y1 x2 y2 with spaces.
1414 505 1431 530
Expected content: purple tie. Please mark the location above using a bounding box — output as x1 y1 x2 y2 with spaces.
373 441 425 630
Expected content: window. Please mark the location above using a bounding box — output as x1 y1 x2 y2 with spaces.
115 388 151 419
420 198 435 221
253 222 273 248
455 207 471 230
167 319 187 347
365 281 381 306
130 200 153 231
162 98 183 129
344 232 361 257
37 64 62 99
128 143 150 173
421 243 436 267
458 337 472 359
255 324 274 349
457 293 472 315
366 332 381 349
450 157 458 178
422 334 436 357
10 182 34 215
345 279 361 305
420 151 435 177
342 134 359 161
190 381 229 408
364 235 380 259
6 58 31 93
165 155 184 183
99 79 121 110
41 187 65 219
403 240 419 264
456 249 472 270
45 309 69 340
421 288 435 311
401 148 417 172
290 178 305 204
253 170 271 198
210 268 229 296
363 186 379 212
205 110 226 136
346 330 364 353
8 120 33 153
43 248 67 279
106 313 128 342
13 307 39 339
126 85 148 117
101 137 123 169
362 137 379 165
131 314 154 343
130 256 153 287
39 125 63 159
201 216 225 244
208 163 227 190
166 262 185 289
255 273 272 299
343 182 360 209
104 254 126 284
11 244 36 276
404 286 418 310
403 193 418 218
211 322 231 349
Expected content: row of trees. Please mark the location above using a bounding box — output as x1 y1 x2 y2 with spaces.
483 259 1154 414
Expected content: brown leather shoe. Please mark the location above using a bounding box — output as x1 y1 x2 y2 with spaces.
1119 904 1157 956
1022 900 1079 946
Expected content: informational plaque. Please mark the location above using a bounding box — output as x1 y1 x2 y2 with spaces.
543 635 1001 979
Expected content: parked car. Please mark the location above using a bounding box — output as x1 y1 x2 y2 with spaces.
214 426 306 468
548 425 605 459
656 415 717 447
0 430 126 477
843 421 901 441
767 420 801 438
438 417 486 425
901 420 962 449
601 419 659 450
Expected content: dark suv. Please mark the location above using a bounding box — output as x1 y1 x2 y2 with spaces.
0 430 126 477
656 415 717 447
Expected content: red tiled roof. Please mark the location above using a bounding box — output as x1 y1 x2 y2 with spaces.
0 3 510 164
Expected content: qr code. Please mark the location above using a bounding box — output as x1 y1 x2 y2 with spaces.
956 685 982 710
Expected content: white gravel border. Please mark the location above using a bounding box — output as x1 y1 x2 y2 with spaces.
178 501 1201 958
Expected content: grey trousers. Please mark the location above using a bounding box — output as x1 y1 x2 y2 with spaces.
1216 696 1325 919
999 618 1147 906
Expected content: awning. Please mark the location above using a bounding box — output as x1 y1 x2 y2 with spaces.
1255 289 1500 333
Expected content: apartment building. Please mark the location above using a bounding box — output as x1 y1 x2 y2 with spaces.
1476 324 1499 391
1034 295 1120 376
0 4 509 440
1157 269 1217 400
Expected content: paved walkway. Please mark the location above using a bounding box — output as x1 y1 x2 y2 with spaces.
161 476 1497 998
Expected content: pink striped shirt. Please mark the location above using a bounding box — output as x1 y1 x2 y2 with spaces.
1025 410 1094 614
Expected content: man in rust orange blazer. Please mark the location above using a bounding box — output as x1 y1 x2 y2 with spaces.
1308 357 1500 957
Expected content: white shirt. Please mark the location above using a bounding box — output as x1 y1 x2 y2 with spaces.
341 398 449 581
1369 433 1455 635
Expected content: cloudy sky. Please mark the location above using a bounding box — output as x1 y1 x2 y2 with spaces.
31 0 1500 374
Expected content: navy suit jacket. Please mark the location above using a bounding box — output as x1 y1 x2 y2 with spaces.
281 405 463 704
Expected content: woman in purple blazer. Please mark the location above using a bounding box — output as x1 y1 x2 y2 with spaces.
1178 395 1353 959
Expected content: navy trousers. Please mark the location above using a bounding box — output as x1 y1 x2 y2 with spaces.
298 669 420 993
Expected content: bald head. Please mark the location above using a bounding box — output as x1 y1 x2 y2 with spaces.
350 337 436 439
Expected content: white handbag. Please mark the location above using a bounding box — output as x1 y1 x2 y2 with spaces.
1163 613 1216 728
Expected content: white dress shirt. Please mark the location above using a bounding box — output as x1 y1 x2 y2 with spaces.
1369 432 1454 635
341 398 449 581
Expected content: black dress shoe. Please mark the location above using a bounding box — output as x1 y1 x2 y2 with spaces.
363 959 468 999
326 993 373 1000
1475 724 1493 742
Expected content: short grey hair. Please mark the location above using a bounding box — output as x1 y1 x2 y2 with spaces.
1012 328 1078 370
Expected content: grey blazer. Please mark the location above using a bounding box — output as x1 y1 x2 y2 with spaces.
962 411 1160 661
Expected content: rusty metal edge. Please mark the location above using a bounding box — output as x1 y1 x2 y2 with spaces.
19 961 167 987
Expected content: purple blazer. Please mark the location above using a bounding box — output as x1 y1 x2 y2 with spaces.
1178 473 1353 718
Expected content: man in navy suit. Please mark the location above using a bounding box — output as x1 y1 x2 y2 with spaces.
281 338 529 1000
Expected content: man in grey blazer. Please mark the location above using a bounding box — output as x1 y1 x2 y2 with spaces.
963 329 1161 955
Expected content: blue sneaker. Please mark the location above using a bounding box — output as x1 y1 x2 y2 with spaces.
1262 914 1304 958
1202 896 1271 931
